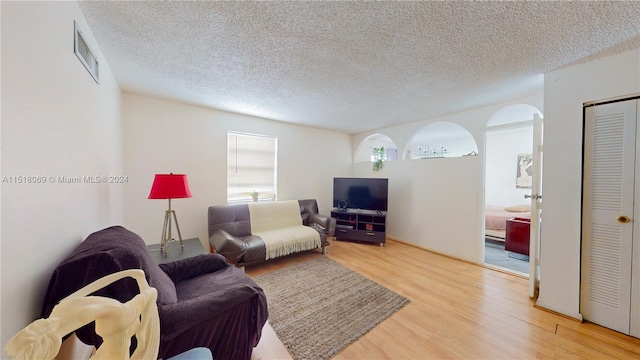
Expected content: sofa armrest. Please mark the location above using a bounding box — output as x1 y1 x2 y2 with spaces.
308 213 336 236
160 254 231 285
158 267 268 342
209 229 248 263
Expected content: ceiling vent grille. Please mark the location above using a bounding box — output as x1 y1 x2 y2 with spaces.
74 21 99 84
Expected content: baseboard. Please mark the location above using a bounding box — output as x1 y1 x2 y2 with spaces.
482 262 529 279
534 301 583 322
385 235 479 266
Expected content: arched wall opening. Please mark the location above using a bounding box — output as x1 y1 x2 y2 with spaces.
404 122 478 160
487 104 542 127
354 133 398 163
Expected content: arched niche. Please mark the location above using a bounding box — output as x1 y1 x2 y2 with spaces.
404 122 478 160
354 134 398 163
487 104 543 127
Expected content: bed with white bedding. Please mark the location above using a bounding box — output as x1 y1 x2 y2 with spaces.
485 204 531 240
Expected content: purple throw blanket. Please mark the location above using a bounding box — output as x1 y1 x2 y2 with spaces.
40 226 268 360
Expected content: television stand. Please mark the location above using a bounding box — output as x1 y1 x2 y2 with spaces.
330 209 386 246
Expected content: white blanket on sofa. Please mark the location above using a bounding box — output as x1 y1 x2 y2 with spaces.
248 200 321 260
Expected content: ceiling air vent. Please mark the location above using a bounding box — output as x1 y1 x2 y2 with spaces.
74 21 99 84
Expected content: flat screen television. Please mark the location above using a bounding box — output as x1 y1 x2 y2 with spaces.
333 177 388 212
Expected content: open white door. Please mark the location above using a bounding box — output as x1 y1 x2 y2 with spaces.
527 114 543 298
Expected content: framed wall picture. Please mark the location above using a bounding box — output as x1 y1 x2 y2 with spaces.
516 154 533 189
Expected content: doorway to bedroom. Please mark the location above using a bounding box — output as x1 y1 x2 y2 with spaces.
484 105 540 275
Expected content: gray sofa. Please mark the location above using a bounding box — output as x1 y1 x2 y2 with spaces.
208 199 336 266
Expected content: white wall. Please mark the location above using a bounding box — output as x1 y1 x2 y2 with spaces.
122 93 352 247
538 48 640 319
1 2 123 347
485 126 533 206
353 156 483 262
352 95 543 263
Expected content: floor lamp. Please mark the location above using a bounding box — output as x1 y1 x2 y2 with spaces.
148 173 192 253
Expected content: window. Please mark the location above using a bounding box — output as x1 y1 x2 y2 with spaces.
227 132 277 203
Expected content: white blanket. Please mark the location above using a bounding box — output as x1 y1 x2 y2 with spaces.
248 200 321 260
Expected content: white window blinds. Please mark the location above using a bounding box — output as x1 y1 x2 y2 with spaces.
227 132 277 202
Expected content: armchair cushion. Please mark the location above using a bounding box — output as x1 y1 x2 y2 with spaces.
159 253 230 284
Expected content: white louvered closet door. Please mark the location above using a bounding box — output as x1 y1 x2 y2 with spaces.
581 99 638 335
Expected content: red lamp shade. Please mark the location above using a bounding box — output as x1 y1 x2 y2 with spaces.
148 174 192 199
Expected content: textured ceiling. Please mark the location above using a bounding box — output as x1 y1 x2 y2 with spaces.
78 1 640 134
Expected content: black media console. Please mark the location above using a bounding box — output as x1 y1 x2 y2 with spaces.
330 209 386 246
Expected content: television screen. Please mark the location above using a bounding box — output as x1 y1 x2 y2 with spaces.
333 177 388 211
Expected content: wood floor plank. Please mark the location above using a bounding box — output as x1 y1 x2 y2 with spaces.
246 238 640 359
556 324 640 359
560 320 640 355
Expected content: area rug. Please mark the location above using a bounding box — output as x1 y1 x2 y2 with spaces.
485 238 530 274
252 257 409 360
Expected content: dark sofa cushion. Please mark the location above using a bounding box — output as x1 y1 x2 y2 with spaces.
208 204 252 238
160 253 230 285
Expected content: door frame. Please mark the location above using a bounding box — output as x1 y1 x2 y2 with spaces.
482 115 540 289
581 94 640 337
528 114 543 298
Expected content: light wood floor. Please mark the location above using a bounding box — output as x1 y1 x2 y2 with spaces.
247 238 640 359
